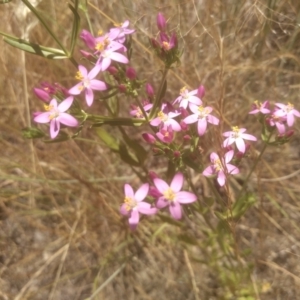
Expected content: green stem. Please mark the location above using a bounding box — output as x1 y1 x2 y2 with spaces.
149 66 169 119
237 132 273 199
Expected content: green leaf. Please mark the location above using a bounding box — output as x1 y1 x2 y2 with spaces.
157 214 183 227
78 0 88 12
96 128 119 152
68 3 80 56
121 134 148 164
0 0 12 3
1 33 68 59
119 143 140 167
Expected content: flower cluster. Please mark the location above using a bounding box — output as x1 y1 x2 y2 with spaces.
33 20 135 138
120 173 197 230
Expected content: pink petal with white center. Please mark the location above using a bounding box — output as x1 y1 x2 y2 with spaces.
170 173 183 192
203 166 215 176
223 137 235 148
78 65 88 78
100 57 112 71
169 202 182 220
197 118 207 136
153 178 169 194
156 197 169 208
224 150 234 163
34 112 51 123
128 210 139 230
207 115 219 125
217 171 226 186
241 133 257 141
227 164 239 174
235 138 246 153
150 117 161 127
137 202 157 215
120 203 130 216
134 183 149 202
210 152 219 162
110 52 128 64
85 88 94 106
176 191 197 204
69 83 83 95
167 119 181 131
90 79 107 91
124 183 134 198
50 119 60 139
58 113 78 127
58 96 74 112
188 96 201 105
287 114 294 127
183 114 198 124
88 64 102 79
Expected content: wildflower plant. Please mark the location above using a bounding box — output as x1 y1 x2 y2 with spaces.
3 2 300 297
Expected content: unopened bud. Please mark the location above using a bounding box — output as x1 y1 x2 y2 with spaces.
180 120 188 131
126 67 137 80
173 150 181 158
142 133 156 144
149 171 158 181
107 66 118 75
285 130 294 138
197 85 205 98
183 134 191 141
146 83 154 97
33 88 50 103
157 13 167 31
118 84 127 93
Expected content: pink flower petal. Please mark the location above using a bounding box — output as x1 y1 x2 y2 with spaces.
176 191 197 203
124 184 134 198
217 171 226 186
69 83 83 95
169 202 182 220
34 112 51 123
85 88 94 106
110 52 128 64
153 178 169 194
197 118 207 136
120 204 130 216
128 210 139 230
135 183 149 202
58 96 74 112
138 202 157 215
90 79 107 91
58 113 78 127
170 173 183 192
156 197 169 208
88 64 102 79
78 65 88 78
50 119 60 139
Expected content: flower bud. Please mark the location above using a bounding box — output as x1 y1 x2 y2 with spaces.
118 84 127 93
197 85 205 98
180 120 188 131
285 130 294 138
157 13 167 31
126 67 137 80
149 171 158 181
107 66 118 75
183 134 191 141
142 133 156 144
33 88 50 103
173 150 181 158
80 29 95 49
146 83 154 98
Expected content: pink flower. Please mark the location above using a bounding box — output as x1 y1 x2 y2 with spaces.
120 183 157 230
274 102 300 127
183 104 219 136
156 125 174 143
110 20 135 44
249 100 270 115
223 126 257 153
267 114 286 135
153 173 197 220
203 151 239 186
69 65 107 106
34 97 78 139
173 86 202 109
130 101 153 118
97 45 129 71
150 105 181 131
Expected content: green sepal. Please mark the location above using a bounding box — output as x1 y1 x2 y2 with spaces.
22 127 45 139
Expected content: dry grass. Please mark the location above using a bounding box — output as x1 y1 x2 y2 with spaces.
1 0 300 299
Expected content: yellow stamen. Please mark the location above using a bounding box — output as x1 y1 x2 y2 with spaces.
157 111 167 121
124 196 136 211
97 29 103 36
75 71 84 81
44 104 53 111
162 41 170 50
163 188 175 201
